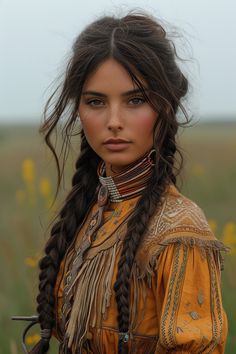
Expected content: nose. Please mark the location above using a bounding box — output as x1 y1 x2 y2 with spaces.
107 105 123 131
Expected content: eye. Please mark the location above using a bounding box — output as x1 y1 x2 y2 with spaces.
128 97 146 105
86 99 105 107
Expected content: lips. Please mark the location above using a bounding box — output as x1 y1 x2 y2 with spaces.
103 138 130 144
103 138 131 151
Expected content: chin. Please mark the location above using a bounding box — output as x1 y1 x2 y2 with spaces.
105 156 140 167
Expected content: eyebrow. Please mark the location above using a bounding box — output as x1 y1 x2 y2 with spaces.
81 88 147 97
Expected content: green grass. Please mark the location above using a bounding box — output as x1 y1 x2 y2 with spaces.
0 121 235 353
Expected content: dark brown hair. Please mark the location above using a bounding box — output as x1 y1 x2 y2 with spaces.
31 11 189 354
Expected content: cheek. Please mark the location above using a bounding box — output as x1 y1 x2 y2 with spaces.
81 121 98 143
79 109 100 137
134 109 156 136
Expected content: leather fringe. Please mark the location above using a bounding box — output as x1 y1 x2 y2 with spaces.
65 242 118 353
135 236 230 279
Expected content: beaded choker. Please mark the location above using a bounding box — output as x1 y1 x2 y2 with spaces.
97 149 155 202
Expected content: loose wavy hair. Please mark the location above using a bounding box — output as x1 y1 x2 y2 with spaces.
30 11 190 354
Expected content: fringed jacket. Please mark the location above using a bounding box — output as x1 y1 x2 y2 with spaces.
54 185 228 353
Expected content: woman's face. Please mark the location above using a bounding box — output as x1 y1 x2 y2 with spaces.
78 59 157 176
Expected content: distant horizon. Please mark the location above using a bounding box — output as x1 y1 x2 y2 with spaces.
1 114 235 126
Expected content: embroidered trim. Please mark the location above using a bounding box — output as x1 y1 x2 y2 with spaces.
160 243 185 349
168 244 188 347
200 250 224 354
135 186 229 278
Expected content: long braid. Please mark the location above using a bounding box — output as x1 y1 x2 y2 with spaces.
29 138 100 354
114 156 170 354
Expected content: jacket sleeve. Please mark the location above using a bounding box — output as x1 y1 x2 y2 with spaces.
153 243 228 354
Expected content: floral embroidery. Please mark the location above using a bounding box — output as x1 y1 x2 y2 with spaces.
197 290 204 306
176 327 184 333
189 311 200 320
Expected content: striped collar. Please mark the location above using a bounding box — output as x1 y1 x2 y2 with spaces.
97 150 154 202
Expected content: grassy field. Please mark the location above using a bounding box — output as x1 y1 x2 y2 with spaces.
0 121 235 353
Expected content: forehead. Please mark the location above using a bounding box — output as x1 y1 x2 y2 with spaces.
82 59 145 93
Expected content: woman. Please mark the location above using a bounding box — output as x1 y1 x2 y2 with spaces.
16 12 228 354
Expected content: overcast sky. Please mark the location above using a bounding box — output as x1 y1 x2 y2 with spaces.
0 0 235 123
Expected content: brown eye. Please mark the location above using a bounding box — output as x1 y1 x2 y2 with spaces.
87 99 105 107
129 97 145 105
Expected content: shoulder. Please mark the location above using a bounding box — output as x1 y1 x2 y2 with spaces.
135 184 227 276
149 184 213 239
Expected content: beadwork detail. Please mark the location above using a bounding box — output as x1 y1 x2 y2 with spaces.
120 332 130 343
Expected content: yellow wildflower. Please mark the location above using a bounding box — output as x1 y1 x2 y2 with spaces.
222 222 236 254
39 177 54 209
21 159 36 206
39 177 51 198
208 219 217 234
25 334 40 345
24 256 39 268
22 159 35 184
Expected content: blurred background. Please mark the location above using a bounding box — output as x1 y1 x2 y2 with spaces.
0 0 235 353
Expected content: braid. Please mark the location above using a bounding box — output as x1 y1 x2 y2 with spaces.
30 138 99 354
161 133 178 185
114 161 168 354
